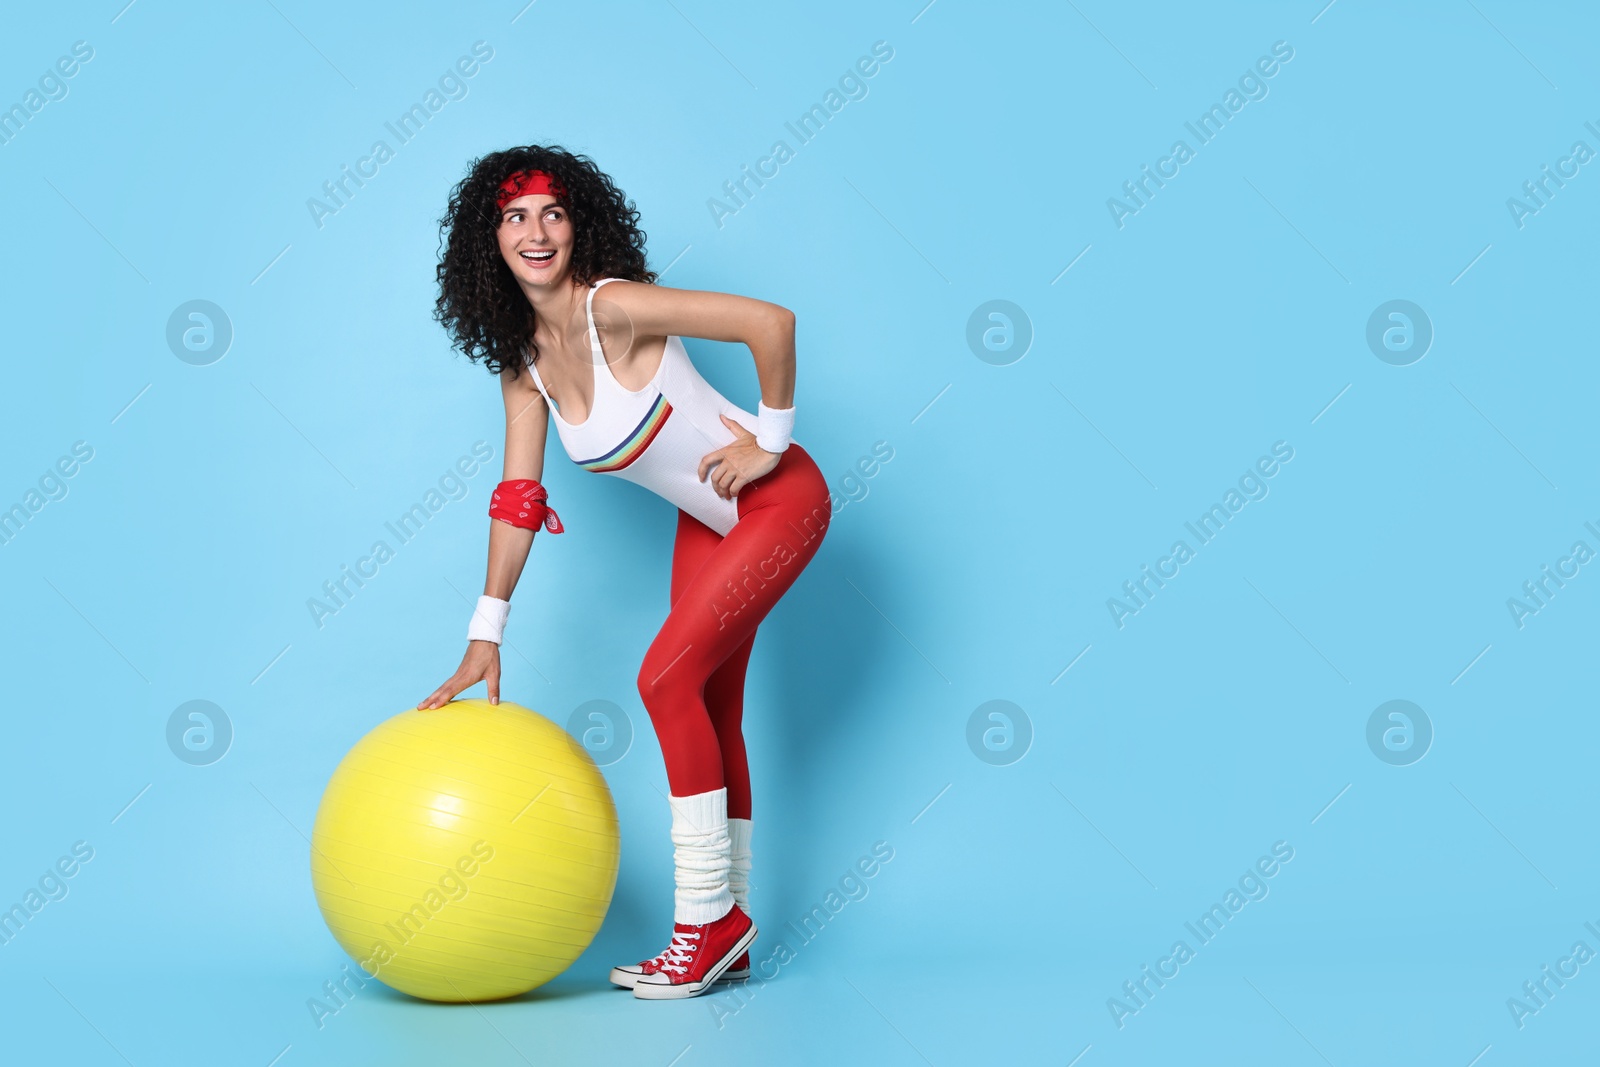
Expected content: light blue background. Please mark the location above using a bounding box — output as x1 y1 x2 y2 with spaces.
2 0 1597 1063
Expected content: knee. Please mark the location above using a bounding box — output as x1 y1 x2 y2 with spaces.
636 662 662 712
637 649 688 714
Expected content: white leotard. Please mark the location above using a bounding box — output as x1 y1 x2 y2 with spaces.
525 278 761 536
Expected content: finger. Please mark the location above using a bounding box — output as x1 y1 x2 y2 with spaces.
488 665 501 706
436 672 469 707
699 451 723 482
425 675 464 710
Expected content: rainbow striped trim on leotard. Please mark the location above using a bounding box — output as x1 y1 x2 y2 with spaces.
575 393 672 472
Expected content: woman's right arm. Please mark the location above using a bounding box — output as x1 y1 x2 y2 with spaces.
416 369 552 710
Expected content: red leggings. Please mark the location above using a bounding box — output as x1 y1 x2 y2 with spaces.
637 443 830 819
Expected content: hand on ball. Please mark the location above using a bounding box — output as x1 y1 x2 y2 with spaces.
419 640 500 710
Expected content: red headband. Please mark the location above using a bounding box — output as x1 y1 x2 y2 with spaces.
496 169 567 209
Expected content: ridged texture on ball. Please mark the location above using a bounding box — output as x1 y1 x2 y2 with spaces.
310 698 619 1002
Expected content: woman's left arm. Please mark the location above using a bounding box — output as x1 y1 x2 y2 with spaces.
598 281 795 409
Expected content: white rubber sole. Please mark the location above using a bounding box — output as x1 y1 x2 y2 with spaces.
632 922 758 1000
611 963 747 989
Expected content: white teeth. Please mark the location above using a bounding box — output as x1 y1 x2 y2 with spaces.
521 250 554 260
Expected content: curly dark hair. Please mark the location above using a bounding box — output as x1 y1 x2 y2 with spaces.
433 144 657 379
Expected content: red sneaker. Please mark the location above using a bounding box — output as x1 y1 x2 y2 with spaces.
632 905 756 1000
612 929 754 988
612 924 754 988
717 950 751 983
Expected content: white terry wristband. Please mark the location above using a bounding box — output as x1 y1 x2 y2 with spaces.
756 400 794 454
467 594 511 644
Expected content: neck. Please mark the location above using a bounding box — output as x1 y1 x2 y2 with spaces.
521 274 584 322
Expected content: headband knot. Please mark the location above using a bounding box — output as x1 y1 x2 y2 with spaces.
496 169 567 209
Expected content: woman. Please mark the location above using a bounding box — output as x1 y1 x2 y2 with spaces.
418 145 830 1001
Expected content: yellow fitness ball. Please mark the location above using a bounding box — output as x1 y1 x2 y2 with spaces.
310 698 620 1002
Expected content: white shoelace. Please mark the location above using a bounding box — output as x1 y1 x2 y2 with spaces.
656 929 701 975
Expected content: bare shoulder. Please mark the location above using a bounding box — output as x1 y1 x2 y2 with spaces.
587 276 651 314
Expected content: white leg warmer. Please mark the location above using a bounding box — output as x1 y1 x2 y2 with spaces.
728 817 753 914
669 788 734 925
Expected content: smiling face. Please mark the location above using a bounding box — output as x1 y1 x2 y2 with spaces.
496 194 573 288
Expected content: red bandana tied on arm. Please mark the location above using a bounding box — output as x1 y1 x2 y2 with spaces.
489 479 564 533
496 169 568 209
